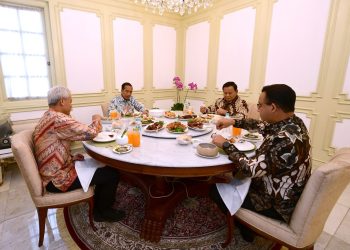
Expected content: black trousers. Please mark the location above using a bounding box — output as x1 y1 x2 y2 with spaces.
46 166 119 213
209 184 284 221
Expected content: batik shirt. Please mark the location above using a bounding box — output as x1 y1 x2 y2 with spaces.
107 95 144 115
33 111 100 191
223 115 311 222
205 96 248 117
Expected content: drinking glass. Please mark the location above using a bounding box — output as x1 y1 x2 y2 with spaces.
232 127 242 137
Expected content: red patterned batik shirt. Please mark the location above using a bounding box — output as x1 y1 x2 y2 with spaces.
33 111 100 191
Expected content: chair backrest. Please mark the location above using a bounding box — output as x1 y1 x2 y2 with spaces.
290 147 350 247
246 102 260 120
101 102 109 117
11 129 43 198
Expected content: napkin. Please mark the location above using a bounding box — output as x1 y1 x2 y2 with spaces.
75 155 105 192
216 177 252 215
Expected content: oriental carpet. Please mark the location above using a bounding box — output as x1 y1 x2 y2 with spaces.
64 181 273 249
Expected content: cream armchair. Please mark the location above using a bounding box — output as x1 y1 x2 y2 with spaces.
223 147 350 249
11 129 96 247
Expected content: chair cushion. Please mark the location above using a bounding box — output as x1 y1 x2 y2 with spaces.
34 186 94 207
235 208 299 246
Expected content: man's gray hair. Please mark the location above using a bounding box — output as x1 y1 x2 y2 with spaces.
48 86 71 106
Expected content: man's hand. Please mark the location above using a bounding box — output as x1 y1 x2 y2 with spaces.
216 108 228 116
200 106 207 114
211 134 227 148
216 118 235 130
142 110 149 116
92 114 102 132
73 153 84 161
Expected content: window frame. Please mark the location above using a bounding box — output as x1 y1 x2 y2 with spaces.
0 0 55 102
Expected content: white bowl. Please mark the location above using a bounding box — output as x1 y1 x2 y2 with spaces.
176 135 192 145
116 135 128 145
149 109 165 118
196 143 219 157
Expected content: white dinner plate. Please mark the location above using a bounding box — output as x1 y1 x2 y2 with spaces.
166 127 188 134
233 141 256 152
93 132 117 142
188 126 207 131
195 151 220 159
242 133 263 142
112 144 133 154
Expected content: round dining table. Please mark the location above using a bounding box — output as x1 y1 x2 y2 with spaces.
83 119 233 242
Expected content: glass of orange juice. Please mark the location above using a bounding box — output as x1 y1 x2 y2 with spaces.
127 130 134 145
232 127 242 137
133 131 141 147
109 109 118 120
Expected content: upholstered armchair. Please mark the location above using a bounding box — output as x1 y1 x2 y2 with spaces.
223 147 350 249
11 129 96 247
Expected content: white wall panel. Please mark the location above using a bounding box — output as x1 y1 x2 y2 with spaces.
295 112 311 131
332 119 350 148
113 18 144 90
217 7 255 91
153 99 174 110
153 25 176 89
185 22 209 88
342 55 350 98
60 9 104 93
71 106 103 124
265 0 330 96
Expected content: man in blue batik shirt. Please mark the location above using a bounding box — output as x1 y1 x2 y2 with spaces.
108 82 148 116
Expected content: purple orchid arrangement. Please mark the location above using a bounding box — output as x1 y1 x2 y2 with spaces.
172 76 198 111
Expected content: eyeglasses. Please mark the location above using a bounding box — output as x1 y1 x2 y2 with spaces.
256 102 271 109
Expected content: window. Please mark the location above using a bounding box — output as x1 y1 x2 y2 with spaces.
0 3 51 100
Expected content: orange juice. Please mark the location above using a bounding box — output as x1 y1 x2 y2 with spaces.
133 132 141 147
127 131 134 145
109 110 119 120
232 127 242 137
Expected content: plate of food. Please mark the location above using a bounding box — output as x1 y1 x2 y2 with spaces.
112 144 133 154
188 118 206 131
166 121 188 134
144 121 165 132
200 114 215 120
164 111 177 119
141 117 155 126
242 133 263 142
178 114 197 120
92 132 117 142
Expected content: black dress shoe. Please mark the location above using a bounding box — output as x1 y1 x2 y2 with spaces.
94 208 126 222
236 221 256 242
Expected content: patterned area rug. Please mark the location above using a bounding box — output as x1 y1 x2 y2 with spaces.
64 181 273 250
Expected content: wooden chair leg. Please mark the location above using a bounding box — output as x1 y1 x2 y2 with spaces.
37 207 48 247
221 212 234 248
88 196 97 231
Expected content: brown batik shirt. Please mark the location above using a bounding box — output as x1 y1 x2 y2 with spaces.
206 96 248 117
223 115 311 222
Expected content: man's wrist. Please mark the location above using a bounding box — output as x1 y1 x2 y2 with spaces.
222 141 231 150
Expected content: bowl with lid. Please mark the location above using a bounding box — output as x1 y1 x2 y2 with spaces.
196 143 218 157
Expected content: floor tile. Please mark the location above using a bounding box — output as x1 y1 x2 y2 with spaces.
326 236 350 250
0 191 9 223
315 231 332 250
0 169 12 192
9 165 27 189
5 184 35 220
334 210 350 244
323 203 348 235
337 183 350 208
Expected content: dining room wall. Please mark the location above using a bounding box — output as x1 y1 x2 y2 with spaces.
0 0 349 167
